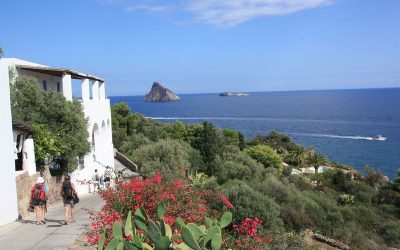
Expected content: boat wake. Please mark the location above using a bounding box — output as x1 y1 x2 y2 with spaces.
292 133 386 141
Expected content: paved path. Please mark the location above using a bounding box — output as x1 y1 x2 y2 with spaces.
0 193 104 250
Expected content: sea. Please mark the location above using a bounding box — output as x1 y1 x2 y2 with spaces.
110 88 400 179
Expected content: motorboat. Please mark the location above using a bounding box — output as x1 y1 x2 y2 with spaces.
371 135 387 141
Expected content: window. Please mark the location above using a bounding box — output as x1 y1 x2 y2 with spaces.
42 80 47 91
57 82 61 92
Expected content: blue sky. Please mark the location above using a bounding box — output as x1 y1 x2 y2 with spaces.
1 0 399 96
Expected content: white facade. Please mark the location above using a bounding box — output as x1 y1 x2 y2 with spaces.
0 59 19 226
13 128 37 176
2 58 114 204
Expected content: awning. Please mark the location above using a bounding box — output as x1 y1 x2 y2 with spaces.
16 65 104 82
12 120 34 134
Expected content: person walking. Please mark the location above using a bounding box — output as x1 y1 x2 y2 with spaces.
99 173 104 191
30 177 47 225
92 169 100 193
104 169 111 187
42 178 49 224
60 175 78 225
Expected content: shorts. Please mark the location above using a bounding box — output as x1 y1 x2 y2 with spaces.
63 198 75 207
32 198 46 206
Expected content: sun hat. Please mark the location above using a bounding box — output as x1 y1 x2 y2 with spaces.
36 177 45 184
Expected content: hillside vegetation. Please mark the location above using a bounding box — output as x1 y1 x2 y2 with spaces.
112 102 400 249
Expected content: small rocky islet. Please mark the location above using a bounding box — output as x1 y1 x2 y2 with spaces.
144 82 180 102
219 92 250 97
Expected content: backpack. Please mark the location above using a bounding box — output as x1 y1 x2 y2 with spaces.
63 181 74 199
31 183 45 201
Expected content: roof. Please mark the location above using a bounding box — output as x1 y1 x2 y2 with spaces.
12 120 34 134
16 65 104 82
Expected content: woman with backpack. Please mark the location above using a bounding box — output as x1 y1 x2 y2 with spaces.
30 177 47 225
60 175 78 225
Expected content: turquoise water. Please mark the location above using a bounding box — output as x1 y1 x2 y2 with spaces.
111 88 400 178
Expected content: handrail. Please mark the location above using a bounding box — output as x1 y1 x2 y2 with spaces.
114 150 138 173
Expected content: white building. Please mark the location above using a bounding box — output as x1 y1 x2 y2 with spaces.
0 59 19 226
0 58 115 225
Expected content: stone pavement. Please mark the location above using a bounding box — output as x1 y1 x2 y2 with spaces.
0 193 104 250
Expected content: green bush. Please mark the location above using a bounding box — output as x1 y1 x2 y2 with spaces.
244 145 283 175
215 146 264 184
219 180 283 231
131 139 194 178
381 222 400 245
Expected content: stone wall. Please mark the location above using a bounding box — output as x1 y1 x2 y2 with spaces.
15 167 64 219
15 171 38 219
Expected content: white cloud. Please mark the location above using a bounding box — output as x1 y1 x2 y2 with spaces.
186 0 333 28
124 4 170 13
99 0 171 14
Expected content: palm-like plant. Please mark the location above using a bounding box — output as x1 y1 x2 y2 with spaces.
306 150 327 174
291 146 307 167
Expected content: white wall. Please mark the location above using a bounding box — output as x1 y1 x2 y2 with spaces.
18 69 63 93
71 98 114 194
0 59 19 226
3 58 115 196
23 137 36 176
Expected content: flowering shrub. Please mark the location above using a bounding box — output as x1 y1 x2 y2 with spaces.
86 209 122 245
338 193 355 205
89 173 231 245
226 217 272 249
88 173 273 249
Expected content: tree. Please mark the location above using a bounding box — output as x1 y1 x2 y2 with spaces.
0 47 3 58
10 76 90 172
219 180 283 231
131 139 195 179
215 146 264 184
221 128 240 148
191 121 219 176
306 150 327 174
289 146 307 167
244 145 283 175
111 102 132 136
238 132 246 151
364 167 386 188
170 121 187 140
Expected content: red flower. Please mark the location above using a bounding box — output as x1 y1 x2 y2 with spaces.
198 206 206 213
163 216 176 226
173 179 184 189
218 193 234 209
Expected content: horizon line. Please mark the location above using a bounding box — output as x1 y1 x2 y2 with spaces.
108 86 400 98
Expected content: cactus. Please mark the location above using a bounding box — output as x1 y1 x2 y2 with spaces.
147 219 162 243
98 232 106 250
182 225 202 250
220 212 232 229
113 222 123 240
99 205 231 250
186 223 205 240
105 238 121 250
125 209 134 237
134 208 147 232
155 236 172 249
157 201 166 219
